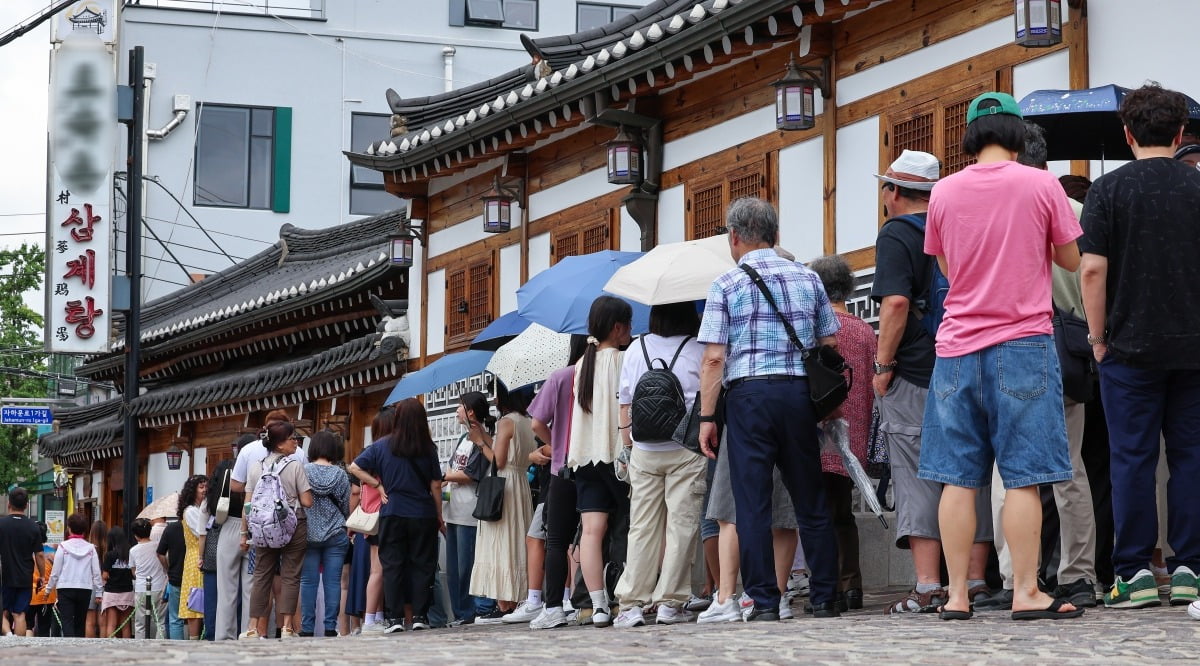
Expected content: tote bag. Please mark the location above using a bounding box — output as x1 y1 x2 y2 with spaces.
472 456 506 522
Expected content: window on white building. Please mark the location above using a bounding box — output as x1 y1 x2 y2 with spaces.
194 104 291 212
350 113 399 216
456 0 538 30
577 2 639 31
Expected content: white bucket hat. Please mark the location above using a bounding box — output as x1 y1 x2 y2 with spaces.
874 149 941 191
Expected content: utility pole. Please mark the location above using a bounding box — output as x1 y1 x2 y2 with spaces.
121 46 145 530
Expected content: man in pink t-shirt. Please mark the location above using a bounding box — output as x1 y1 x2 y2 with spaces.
918 92 1084 622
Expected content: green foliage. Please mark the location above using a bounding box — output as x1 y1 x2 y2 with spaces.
1 243 48 488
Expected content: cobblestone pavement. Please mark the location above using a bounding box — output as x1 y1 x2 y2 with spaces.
2 590 1197 664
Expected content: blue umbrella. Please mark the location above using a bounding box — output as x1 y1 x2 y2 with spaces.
384 350 493 405
517 250 650 334
1020 84 1200 161
469 310 532 351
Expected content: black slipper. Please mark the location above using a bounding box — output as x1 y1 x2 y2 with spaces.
937 606 973 621
1011 597 1086 621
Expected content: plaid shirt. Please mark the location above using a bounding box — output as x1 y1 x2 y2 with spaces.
698 248 840 385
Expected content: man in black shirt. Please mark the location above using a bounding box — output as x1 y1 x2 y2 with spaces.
871 151 992 614
156 520 187 639
1080 83 1200 610
0 488 46 636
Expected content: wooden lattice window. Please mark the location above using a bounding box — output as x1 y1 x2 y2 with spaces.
942 96 976 175
551 211 614 264
446 255 494 348
686 159 769 240
882 78 993 185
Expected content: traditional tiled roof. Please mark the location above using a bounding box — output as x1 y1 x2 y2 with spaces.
347 0 872 178
113 210 406 350
36 400 123 465
39 330 408 459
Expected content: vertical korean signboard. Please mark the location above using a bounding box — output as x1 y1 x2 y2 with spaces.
45 2 117 353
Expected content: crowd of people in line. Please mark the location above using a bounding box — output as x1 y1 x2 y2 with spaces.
2 83 1199 639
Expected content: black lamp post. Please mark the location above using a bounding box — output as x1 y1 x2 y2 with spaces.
1014 0 1063 48
606 126 642 185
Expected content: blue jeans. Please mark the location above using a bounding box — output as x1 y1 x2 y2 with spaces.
165 584 186 640
203 571 218 640
919 335 1072 489
445 523 494 621
300 531 349 635
1099 357 1200 578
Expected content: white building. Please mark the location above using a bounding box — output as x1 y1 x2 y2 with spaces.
115 0 650 299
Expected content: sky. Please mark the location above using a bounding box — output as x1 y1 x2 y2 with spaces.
0 1 53 319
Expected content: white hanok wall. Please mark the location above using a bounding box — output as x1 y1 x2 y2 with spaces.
835 116 881 255
777 136 826 262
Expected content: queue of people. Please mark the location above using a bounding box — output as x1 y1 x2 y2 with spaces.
4 83 1199 641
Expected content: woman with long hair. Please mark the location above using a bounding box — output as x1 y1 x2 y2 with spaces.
443 391 497 625
239 420 313 639
348 405 392 633
566 295 633 627
84 519 107 637
177 474 208 639
100 525 135 638
349 398 444 633
204 457 235 641
469 384 537 622
300 431 351 637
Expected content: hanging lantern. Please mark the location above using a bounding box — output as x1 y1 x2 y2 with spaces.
166 444 183 471
773 56 816 131
388 232 415 267
606 126 642 185
481 192 513 234
1014 0 1062 48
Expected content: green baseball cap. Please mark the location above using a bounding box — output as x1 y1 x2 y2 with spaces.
966 92 1023 124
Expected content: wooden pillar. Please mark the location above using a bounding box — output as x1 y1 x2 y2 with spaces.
822 51 839 256
1066 0 1090 177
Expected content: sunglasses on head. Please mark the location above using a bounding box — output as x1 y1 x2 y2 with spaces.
880 182 896 192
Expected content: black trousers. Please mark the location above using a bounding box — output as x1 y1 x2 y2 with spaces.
822 472 862 592
377 515 438 620
56 588 91 638
542 473 579 609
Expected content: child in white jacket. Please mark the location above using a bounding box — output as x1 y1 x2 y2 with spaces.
45 513 103 637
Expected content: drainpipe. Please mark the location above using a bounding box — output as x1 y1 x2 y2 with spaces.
442 46 456 93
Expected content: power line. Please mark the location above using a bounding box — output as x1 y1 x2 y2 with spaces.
141 215 272 246
140 175 238 264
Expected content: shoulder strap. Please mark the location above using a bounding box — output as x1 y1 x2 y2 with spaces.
739 264 808 357
890 213 927 231
666 335 693 370
639 335 653 368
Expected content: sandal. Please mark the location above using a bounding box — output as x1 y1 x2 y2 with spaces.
937 605 973 621
1011 597 1085 621
885 589 944 615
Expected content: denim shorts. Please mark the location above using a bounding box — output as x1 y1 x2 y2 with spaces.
918 334 1072 490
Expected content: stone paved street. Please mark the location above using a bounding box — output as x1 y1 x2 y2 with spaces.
1 590 1197 664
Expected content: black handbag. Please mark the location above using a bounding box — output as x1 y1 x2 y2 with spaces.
471 456 506 522
1052 304 1096 403
672 390 725 456
740 264 852 421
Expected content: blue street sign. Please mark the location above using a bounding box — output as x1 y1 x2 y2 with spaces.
146 486 153 505
1 406 54 425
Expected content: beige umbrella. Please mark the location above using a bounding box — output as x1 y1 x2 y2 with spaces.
485 323 570 390
137 491 180 520
603 234 735 305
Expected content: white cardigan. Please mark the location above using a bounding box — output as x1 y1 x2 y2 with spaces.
567 347 625 468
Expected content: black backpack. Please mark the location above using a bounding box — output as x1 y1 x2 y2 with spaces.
630 335 692 442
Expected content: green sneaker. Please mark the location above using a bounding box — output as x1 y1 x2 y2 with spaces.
1104 569 1161 609
1170 566 1199 606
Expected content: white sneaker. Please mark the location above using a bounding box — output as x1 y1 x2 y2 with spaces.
361 622 385 634
529 606 569 630
591 606 613 627
787 571 811 599
779 596 794 620
613 607 644 628
280 627 299 639
1189 600 1200 621
738 592 755 619
655 605 694 625
684 595 712 612
502 600 545 624
697 595 741 624
237 629 260 640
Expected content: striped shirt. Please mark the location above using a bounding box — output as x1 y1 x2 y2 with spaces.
698 248 840 384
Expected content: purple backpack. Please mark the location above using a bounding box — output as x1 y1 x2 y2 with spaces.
247 457 298 549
